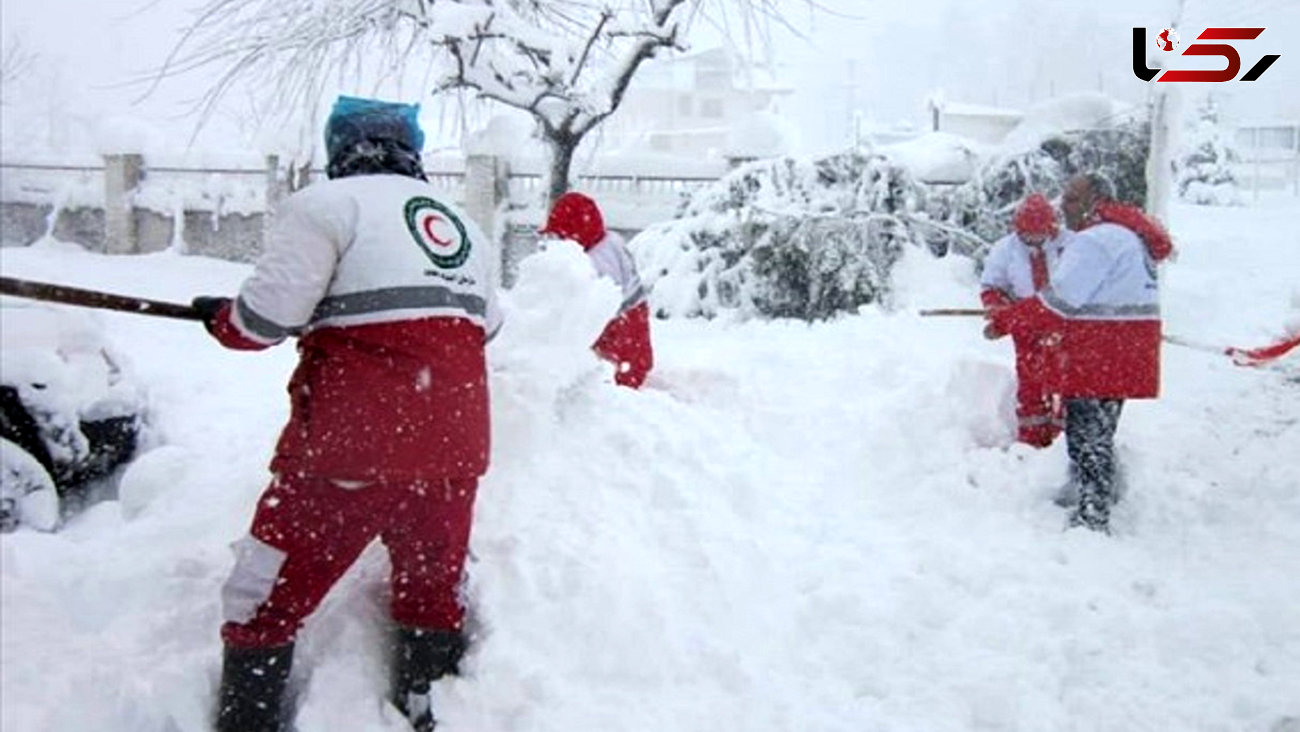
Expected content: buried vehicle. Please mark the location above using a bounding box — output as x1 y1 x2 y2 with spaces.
1 303 146 531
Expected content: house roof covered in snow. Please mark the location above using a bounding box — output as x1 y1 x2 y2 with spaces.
934 101 1024 119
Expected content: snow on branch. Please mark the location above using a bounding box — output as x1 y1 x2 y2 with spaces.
154 0 816 200
146 0 436 130
155 0 694 133
431 0 686 137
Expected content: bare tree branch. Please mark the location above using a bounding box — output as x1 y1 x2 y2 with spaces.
1 37 37 88
152 0 820 205
569 10 611 88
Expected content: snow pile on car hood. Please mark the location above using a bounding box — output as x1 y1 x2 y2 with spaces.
0 303 144 464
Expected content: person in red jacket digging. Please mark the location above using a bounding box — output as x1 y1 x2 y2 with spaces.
191 95 499 732
990 173 1173 533
539 191 654 388
980 193 1073 447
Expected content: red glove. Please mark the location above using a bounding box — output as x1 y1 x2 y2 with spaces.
191 296 230 336
988 300 1023 338
192 297 273 351
980 289 1014 340
980 288 1014 310
991 296 1066 346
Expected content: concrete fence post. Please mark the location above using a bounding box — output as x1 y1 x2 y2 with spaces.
463 154 501 238
258 154 286 259
265 154 285 210
464 154 515 286
103 153 143 254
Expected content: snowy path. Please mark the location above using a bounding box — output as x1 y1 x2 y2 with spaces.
2 201 1297 732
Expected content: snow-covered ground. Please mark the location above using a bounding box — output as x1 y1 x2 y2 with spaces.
1 197 1298 732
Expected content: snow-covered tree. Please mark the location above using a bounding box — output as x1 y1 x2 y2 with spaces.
1176 95 1242 206
633 119 1154 322
633 151 929 321
925 119 1151 257
158 0 807 208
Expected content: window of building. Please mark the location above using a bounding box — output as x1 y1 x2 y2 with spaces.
1258 126 1297 150
699 98 724 119
696 68 731 91
1238 126 1300 151
677 95 692 117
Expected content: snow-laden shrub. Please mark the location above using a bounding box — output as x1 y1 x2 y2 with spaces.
929 119 1152 256
633 120 1151 321
924 152 1064 253
1176 96 1242 206
634 152 925 321
741 214 907 320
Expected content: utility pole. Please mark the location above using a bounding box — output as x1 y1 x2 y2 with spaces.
1145 0 1188 220
844 58 860 148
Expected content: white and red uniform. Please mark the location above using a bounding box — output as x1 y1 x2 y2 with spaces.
208 173 498 647
995 201 1169 531
587 231 653 389
980 230 1071 445
994 221 1162 399
540 192 654 389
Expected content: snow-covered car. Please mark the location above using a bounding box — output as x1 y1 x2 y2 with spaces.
0 302 145 531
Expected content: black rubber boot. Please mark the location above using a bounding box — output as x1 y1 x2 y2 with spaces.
1068 494 1111 534
216 643 294 732
390 626 467 732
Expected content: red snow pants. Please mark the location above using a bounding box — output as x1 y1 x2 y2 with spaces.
1013 332 1064 447
221 474 478 648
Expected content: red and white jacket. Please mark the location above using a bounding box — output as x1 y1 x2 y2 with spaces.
209 174 499 481
979 231 1072 307
586 232 654 389
993 220 1163 399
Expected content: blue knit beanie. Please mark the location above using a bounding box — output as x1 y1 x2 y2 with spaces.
324 96 426 179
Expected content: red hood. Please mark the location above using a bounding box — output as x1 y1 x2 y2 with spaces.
1094 201 1174 262
540 192 606 250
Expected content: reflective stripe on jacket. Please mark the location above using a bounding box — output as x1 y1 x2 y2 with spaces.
230 175 499 342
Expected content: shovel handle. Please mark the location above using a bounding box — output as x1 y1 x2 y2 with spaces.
0 276 203 322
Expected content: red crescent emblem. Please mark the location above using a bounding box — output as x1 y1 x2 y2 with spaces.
422 215 455 248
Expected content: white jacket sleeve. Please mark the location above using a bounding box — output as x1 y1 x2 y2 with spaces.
586 233 646 313
484 285 503 342
979 236 1014 293
232 189 357 343
1043 230 1112 311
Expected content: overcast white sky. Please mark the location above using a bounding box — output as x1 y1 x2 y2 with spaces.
1 0 1296 156
771 0 1300 152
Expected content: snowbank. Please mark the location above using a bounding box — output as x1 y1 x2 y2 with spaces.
0 304 146 464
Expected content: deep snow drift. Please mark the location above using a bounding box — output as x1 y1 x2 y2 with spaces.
1 199 1298 732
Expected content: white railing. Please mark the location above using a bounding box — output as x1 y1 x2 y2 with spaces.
1232 153 1300 198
